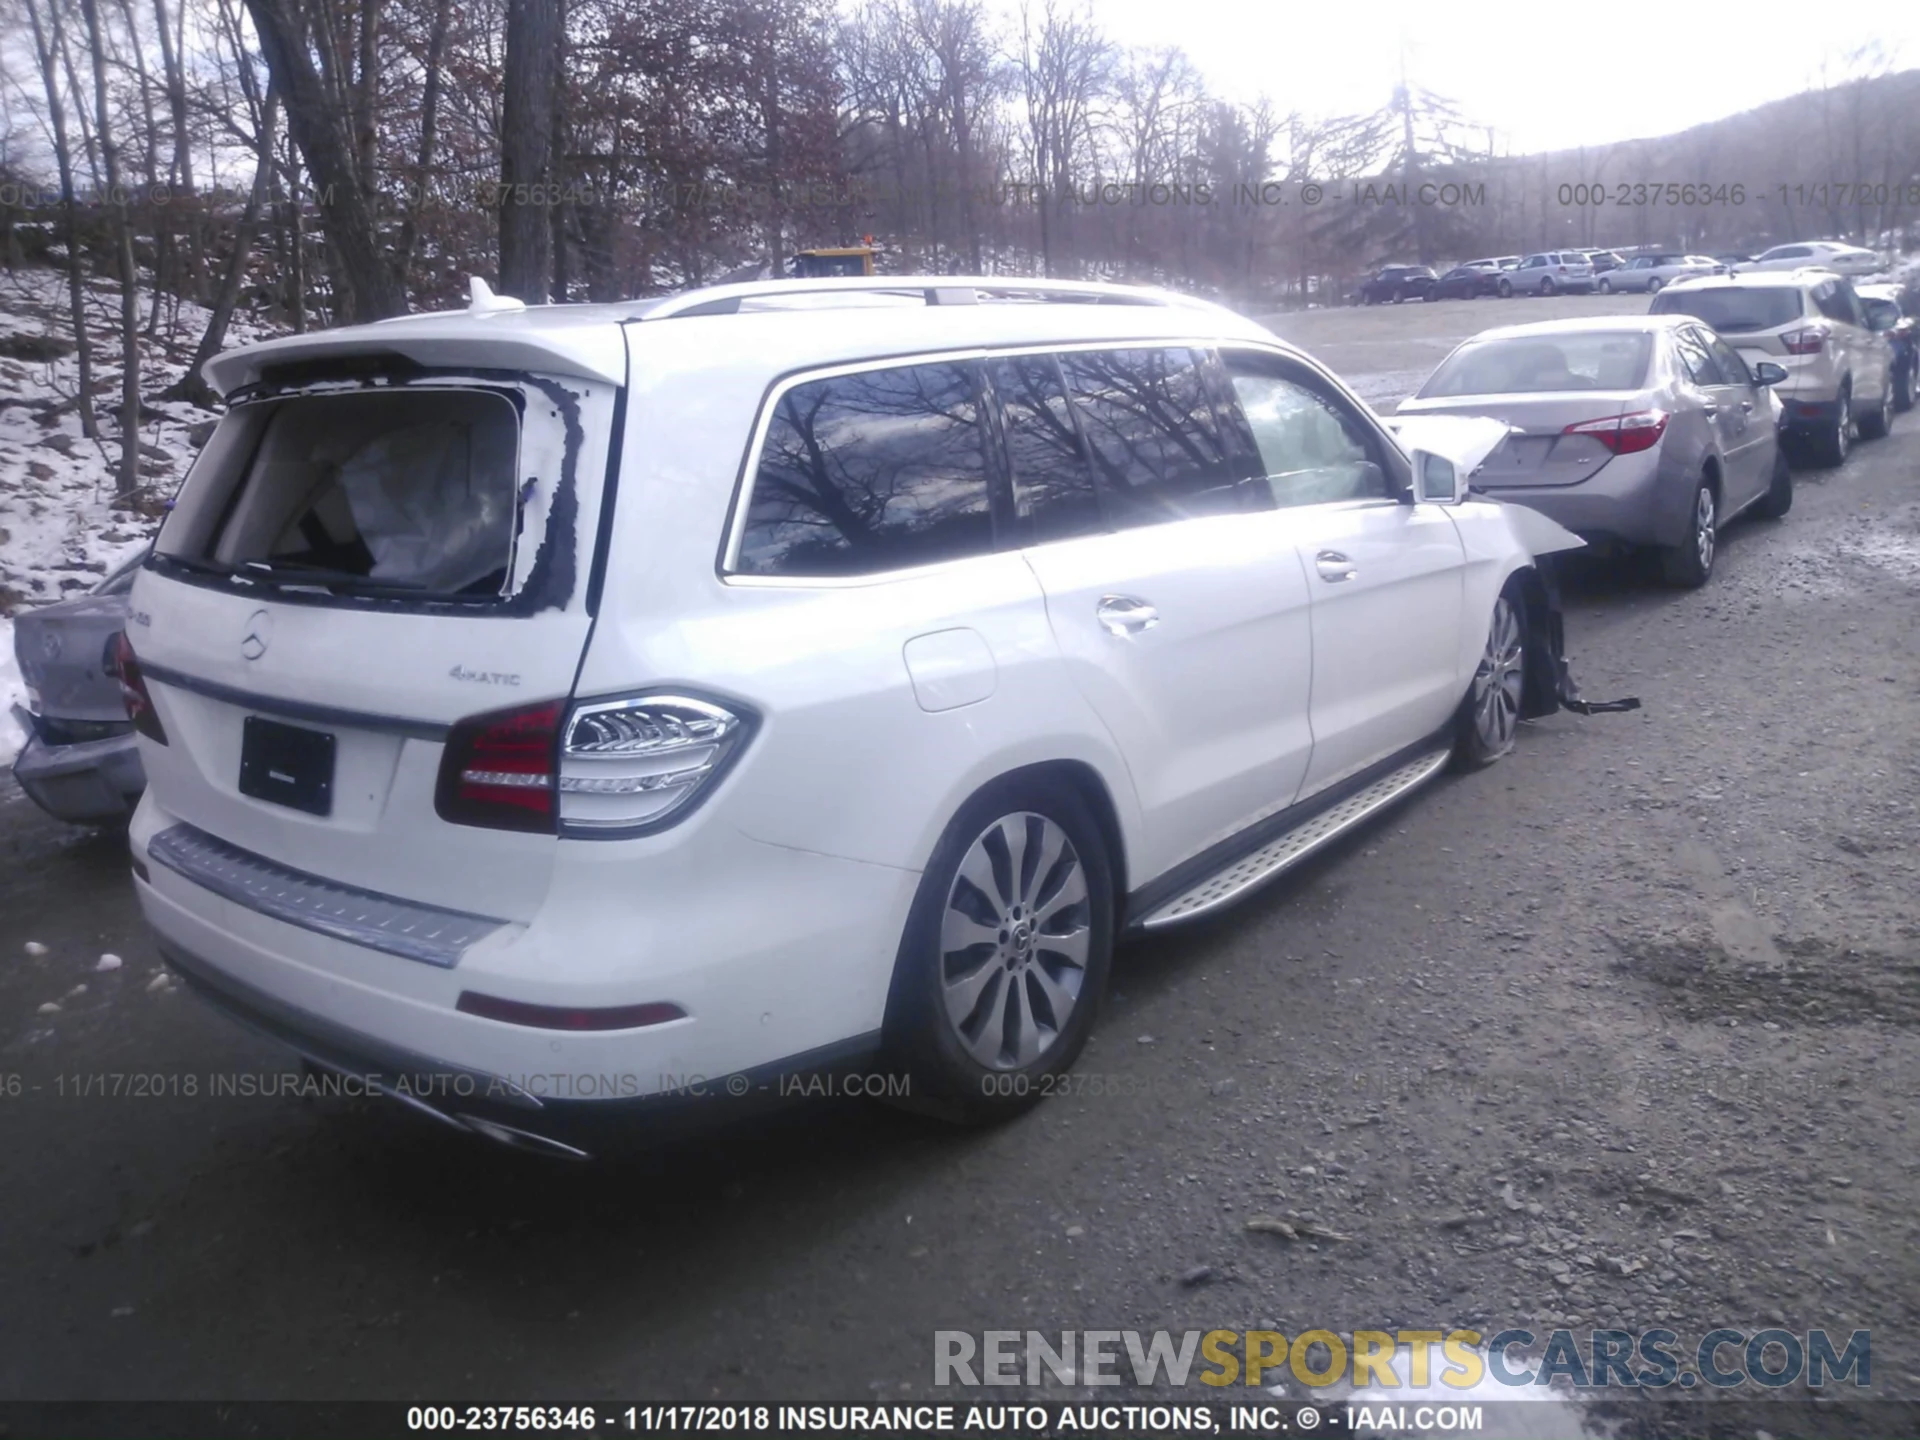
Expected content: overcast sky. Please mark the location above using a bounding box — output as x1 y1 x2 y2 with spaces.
1077 0 1917 154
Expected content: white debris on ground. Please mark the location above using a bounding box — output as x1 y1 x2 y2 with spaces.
0 266 278 761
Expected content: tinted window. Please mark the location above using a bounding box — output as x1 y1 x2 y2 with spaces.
1650 285 1802 332
737 362 993 576
1059 348 1243 529
1812 281 1860 326
1224 362 1388 509
1704 333 1752 386
1766 246 1811 260
991 353 1104 544
1672 328 1728 387
1419 332 1654 396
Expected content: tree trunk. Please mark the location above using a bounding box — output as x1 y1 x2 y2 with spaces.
245 0 407 320
164 87 279 407
499 0 559 300
22 0 98 439
394 0 451 293
79 0 142 496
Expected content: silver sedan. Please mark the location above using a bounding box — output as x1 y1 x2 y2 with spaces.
1598 253 1722 294
1395 316 1790 587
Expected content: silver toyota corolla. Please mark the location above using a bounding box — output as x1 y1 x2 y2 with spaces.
10 550 147 824
1396 316 1791 587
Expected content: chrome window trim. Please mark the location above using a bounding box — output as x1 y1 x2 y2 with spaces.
718 336 1335 584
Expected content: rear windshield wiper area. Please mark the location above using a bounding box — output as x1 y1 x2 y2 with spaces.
238 560 436 598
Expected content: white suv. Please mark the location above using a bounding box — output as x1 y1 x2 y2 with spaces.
1652 269 1898 465
122 276 1619 1156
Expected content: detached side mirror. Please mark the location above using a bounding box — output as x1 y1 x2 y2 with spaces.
1411 450 1465 504
1751 361 1789 386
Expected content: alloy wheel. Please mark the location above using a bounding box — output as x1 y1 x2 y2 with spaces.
1693 484 1717 574
939 812 1092 1070
1471 597 1525 755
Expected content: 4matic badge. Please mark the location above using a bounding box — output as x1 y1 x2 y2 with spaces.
449 664 522 687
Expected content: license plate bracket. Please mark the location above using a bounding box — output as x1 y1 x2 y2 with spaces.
238 716 335 816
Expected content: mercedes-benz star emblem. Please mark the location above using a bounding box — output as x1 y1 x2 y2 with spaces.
240 609 273 661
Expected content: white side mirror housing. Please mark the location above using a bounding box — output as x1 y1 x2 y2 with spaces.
1411 450 1465 504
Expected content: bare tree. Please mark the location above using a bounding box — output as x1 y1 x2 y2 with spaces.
499 0 559 297
20 0 98 438
78 0 141 494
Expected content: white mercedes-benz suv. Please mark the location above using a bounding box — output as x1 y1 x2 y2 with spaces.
121 276 1625 1156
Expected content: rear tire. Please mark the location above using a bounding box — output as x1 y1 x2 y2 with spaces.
1807 385 1852 467
1539 276 1556 297
1857 380 1894 440
881 777 1115 1124
1598 278 1613 294
1661 479 1718 588
1756 449 1793 520
1451 591 1525 772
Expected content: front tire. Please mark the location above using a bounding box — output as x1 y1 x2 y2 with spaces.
1895 364 1916 413
1661 479 1718 588
1498 279 1513 298
882 778 1114 1123
1647 276 1665 293
1598 278 1613 294
1539 276 1556 297
1452 592 1525 771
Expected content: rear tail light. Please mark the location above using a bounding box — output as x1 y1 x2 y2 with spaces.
109 633 167 744
559 694 750 836
435 693 752 836
1564 410 1670 455
435 699 564 833
1781 327 1826 355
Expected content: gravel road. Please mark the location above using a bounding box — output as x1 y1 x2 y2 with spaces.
2 294 1915 1437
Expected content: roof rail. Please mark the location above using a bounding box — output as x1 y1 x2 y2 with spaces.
624 274 1198 321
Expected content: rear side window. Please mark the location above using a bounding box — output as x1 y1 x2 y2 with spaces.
1672 328 1728 387
990 354 1104 544
171 387 522 597
1058 348 1242 529
1812 281 1862 326
736 362 993 577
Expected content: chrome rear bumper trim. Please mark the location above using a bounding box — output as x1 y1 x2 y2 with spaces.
147 823 510 968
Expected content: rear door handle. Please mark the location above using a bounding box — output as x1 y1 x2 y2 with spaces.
1095 595 1159 636
1315 550 1356 583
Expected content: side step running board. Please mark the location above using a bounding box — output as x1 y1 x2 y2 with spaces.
1138 747 1453 929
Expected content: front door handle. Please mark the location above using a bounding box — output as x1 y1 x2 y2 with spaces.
1095 595 1159 637
1315 550 1356 583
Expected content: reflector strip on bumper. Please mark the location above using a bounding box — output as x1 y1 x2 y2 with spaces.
146 823 510 968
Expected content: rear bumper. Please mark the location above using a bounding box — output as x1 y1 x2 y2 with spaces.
129 792 918 1152
1474 447 1689 549
153 928 883 1157
11 726 145 825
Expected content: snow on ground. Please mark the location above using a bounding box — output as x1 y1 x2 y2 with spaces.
0 265 277 760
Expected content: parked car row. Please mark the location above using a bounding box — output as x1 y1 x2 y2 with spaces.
1367 241 1893 308
1397 266 1903 591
